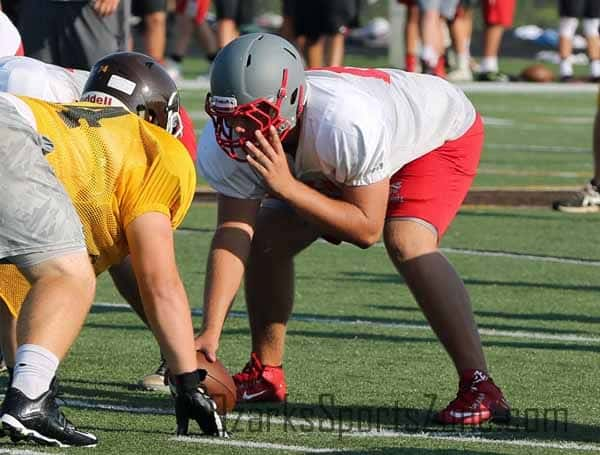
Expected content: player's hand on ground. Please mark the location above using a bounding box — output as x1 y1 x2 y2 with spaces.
194 333 219 362
172 370 228 437
245 126 296 199
93 0 119 16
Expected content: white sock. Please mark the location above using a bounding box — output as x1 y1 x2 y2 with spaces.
457 52 470 70
480 57 498 73
590 60 600 78
12 344 59 399
560 59 574 77
421 45 438 68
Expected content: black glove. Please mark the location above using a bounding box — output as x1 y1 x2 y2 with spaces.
171 370 228 437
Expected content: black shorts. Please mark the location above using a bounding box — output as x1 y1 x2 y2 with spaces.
460 0 479 8
294 0 359 40
19 0 129 70
132 0 166 17
559 0 600 18
214 0 257 25
282 0 295 17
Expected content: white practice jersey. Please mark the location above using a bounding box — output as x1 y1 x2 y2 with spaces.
0 56 89 103
198 68 477 199
0 12 22 57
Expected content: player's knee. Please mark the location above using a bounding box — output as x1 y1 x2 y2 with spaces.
559 17 579 38
146 11 166 27
383 225 437 263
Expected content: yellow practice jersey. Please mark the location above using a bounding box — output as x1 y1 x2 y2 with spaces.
0 97 196 316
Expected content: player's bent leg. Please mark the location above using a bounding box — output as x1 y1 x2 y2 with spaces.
0 298 17 376
17 252 96 360
236 203 321 403
1 251 97 447
384 220 509 425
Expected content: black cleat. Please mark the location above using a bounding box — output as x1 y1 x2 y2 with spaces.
1 378 97 447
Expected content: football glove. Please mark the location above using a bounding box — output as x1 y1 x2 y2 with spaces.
170 369 228 437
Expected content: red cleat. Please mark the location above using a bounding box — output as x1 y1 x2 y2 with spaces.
435 369 511 425
233 352 287 403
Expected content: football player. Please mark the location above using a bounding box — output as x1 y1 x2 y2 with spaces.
0 52 225 447
0 54 198 383
193 33 510 425
0 11 23 57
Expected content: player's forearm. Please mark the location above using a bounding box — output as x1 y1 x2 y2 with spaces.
281 180 381 248
201 229 251 338
141 279 196 374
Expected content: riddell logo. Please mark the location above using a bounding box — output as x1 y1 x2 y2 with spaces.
82 94 113 106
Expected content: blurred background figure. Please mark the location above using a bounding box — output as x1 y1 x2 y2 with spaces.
417 0 459 77
280 0 296 42
17 0 129 70
0 0 19 25
446 0 476 81
131 0 167 62
164 0 217 81
557 0 600 82
214 0 258 49
293 0 362 68
0 9 22 56
477 0 516 81
399 0 421 72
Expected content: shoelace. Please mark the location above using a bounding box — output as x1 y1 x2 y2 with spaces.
233 360 262 384
155 359 168 376
446 383 482 411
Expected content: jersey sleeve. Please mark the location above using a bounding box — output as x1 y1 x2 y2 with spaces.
196 122 266 199
315 100 388 187
120 130 197 230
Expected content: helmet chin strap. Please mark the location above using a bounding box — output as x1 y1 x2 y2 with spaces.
167 110 183 138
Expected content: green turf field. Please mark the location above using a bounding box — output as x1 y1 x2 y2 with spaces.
3 59 600 454
4 204 598 454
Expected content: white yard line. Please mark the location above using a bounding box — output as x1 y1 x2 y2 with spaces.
0 450 60 455
485 143 589 153
440 247 600 267
93 302 600 344
57 399 600 453
172 436 343 453
349 431 600 452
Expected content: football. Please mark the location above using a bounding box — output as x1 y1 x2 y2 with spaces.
520 64 555 83
195 351 237 415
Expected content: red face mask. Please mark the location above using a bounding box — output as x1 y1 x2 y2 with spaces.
205 69 302 161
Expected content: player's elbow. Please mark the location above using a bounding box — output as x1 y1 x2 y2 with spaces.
353 227 382 249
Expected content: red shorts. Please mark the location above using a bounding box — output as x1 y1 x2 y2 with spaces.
175 0 210 24
482 0 515 27
386 113 483 239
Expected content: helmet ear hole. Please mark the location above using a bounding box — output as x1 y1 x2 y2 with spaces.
147 109 157 124
290 88 298 106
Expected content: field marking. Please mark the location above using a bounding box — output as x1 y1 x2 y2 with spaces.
484 118 589 130
0 450 59 455
173 225 600 268
349 431 600 452
478 168 586 178
172 436 343 453
60 398 600 453
486 143 589 153
93 302 600 344
440 247 600 267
